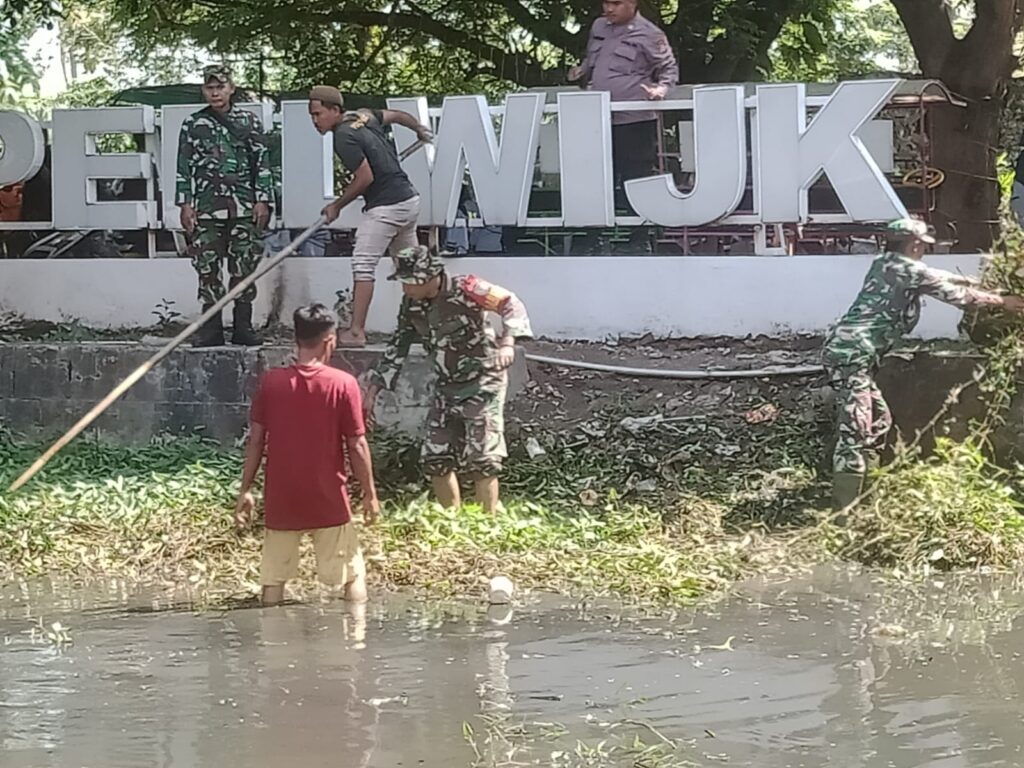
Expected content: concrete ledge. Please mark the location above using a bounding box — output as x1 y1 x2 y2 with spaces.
0 341 1014 462
0 343 433 443
0 254 986 340
0 342 530 444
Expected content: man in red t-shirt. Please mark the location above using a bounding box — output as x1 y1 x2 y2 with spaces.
234 303 380 606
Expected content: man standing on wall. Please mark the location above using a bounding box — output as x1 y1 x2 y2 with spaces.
308 85 433 348
235 303 380 606
362 246 533 514
176 64 272 347
568 0 678 208
822 218 1024 515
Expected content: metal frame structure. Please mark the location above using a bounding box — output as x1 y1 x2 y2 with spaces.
645 80 962 256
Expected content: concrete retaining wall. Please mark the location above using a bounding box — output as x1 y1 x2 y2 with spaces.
0 340 1016 458
0 342 530 444
0 344 438 444
0 254 987 340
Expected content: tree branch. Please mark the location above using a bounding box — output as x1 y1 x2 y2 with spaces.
671 0 718 78
888 0 956 76
286 7 565 86
493 0 578 52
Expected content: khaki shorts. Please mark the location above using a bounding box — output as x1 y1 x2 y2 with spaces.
260 524 366 587
352 195 420 282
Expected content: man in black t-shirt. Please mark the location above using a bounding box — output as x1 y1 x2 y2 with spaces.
309 85 433 347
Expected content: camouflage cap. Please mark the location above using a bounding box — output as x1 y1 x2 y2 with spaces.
203 64 232 84
887 217 936 244
387 245 444 284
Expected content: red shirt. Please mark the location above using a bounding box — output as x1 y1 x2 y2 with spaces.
251 363 365 530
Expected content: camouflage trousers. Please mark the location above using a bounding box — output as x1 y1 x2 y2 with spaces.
421 387 507 480
187 219 263 305
826 363 893 474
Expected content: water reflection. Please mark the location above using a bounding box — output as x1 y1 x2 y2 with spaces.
1 567 1024 767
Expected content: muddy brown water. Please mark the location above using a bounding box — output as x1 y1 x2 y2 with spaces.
3 566 1024 767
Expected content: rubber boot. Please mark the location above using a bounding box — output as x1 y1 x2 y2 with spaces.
192 306 225 348
865 450 881 475
231 301 263 346
831 471 865 525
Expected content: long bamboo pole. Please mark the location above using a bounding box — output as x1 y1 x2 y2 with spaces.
6 217 326 493
6 139 433 493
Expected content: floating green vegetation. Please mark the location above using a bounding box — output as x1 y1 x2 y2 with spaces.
463 711 697 768
0 419 814 602
9 222 1024 601
843 438 1024 570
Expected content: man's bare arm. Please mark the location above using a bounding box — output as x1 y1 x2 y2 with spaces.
346 435 380 523
234 422 266 528
379 109 433 142
323 159 374 222
239 423 267 495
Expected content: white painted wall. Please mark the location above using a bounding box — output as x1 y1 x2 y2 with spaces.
0 254 986 340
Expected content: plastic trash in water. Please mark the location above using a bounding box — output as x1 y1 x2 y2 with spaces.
488 576 514 605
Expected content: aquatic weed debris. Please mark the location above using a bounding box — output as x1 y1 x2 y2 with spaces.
6 280 1024 599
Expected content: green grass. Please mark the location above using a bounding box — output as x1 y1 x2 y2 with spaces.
0 429 761 601
842 438 1024 570
4 402 1024 605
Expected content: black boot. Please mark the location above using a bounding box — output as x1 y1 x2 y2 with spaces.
231 301 262 347
192 306 225 348
865 450 881 475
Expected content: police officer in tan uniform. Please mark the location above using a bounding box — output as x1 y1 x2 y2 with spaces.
569 0 678 193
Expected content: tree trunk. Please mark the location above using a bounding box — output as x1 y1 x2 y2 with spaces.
891 0 1022 252
928 95 1004 252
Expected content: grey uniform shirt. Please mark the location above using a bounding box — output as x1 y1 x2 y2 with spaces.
580 13 679 125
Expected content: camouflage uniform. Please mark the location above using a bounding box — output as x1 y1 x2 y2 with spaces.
823 249 1000 475
367 247 533 479
175 68 273 305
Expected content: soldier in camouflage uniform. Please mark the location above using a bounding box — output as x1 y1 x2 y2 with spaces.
176 64 273 347
362 246 533 513
822 217 1024 513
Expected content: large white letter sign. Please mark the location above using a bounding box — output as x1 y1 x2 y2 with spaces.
430 93 545 226
387 96 434 227
0 110 45 187
160 102 274 229
281 100 330 228
626 86 746 227
558 91 614 227
51 106 156 229
280 100 362 229
756 80 906 222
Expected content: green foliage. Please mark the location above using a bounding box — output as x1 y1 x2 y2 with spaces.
4 0 969 114
0 428 751 601
4 0 205 113
0 432 246 580
1000 80 1024 171
378 499 737 601
95 0 858 92
465 711 694 768
843 439 1024 569
771 0 916 81
0 1 49 104
997 152 1016 204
